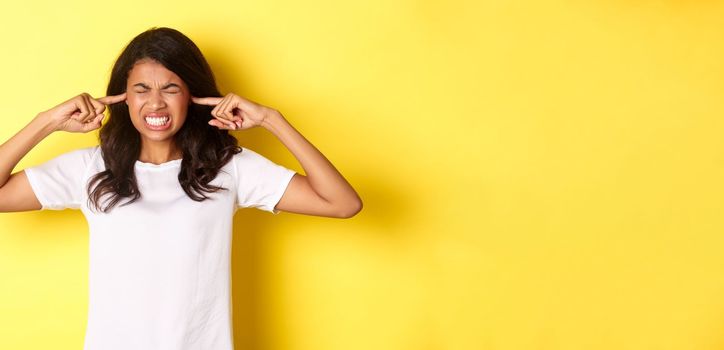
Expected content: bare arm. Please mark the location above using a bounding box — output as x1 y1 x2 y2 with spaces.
0 92 126 212
262 111 363 218
192 93 363 218
0 114 57 212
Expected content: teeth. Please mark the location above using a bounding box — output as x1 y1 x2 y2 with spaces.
144 116 169 126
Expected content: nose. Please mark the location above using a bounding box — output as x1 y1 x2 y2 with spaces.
147 90 167 109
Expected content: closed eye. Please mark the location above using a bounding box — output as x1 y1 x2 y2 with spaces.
132 82 182 93
134 89 179 94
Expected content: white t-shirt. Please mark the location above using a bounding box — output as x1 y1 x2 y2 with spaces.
24 145 296 350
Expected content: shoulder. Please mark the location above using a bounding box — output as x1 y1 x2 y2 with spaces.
56 145 104 177
34 145 101 167
231 146 296 185
233 146 262 162
70 145 102 161
232 146 282 172
23 145 103 191
60 145 103 169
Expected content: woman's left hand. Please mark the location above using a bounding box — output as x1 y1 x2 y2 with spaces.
191 93 275 131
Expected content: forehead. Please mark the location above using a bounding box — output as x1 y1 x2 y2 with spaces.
127 59 185 85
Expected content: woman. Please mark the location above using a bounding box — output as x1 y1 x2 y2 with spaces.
0 27 362 350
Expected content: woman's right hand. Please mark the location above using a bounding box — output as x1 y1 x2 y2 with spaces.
39 92 127 133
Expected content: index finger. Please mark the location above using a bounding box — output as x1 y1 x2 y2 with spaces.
97 92 127 105
192 96 222 106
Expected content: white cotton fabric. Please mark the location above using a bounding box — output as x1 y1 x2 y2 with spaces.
24 145 296 350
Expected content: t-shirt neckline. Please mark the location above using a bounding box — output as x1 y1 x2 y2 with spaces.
135 158 182 169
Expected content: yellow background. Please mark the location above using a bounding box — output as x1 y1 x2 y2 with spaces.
1 0 724 349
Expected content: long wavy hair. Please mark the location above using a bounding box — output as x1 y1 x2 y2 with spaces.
87 27 241 213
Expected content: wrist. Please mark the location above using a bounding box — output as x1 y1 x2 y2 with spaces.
261 108 285 131
32 112 61 135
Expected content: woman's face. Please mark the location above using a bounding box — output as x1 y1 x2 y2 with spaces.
125 58 190 144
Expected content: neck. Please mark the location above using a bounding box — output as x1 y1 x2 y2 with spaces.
138 139 182 165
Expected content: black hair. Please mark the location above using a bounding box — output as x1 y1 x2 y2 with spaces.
87 26 241 212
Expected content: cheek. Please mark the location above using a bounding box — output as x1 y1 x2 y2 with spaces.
126 95 143 110
168 94 189 117
167 94 187 106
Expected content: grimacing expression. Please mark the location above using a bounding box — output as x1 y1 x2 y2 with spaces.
125 58 190 143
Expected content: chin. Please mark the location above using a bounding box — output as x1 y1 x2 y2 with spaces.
140 130 179 142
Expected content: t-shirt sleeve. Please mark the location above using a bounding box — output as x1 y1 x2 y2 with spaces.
23 146 98 210
233 147 297 214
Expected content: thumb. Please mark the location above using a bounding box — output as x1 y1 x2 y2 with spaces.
82 113 105 132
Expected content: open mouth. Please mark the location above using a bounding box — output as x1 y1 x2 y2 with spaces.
144 113 171 130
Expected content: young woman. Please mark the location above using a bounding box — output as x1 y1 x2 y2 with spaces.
0 27 362 349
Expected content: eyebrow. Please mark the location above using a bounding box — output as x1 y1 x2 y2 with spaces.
132 82 182 89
